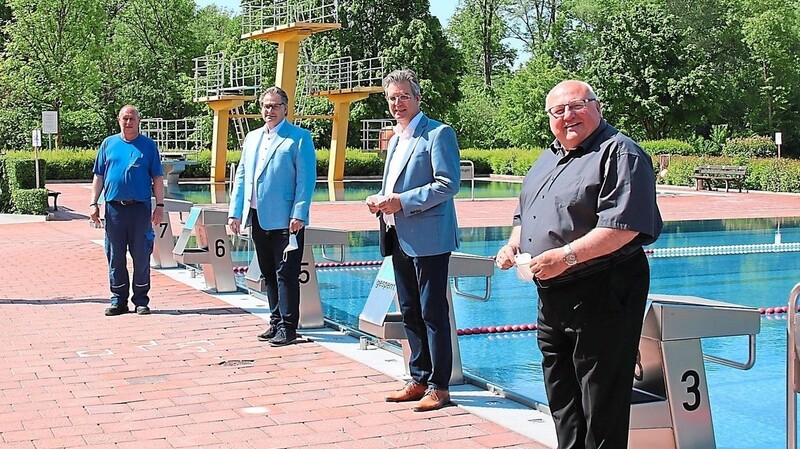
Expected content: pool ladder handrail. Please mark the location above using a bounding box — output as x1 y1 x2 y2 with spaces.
787 283 800 449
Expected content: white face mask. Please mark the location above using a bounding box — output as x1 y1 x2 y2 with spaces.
283 233 299 262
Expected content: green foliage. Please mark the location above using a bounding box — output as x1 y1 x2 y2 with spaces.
657 155 800 192
461 148 544 176
582 2 717 140
494 54 568 148
0 157 10 212
640 139 696 156
447 0 515 88
60 110 107 148
746 158 800 192
11 188 48 215
315 149 385 177
723 136 776 158
5 158 46 190
459 149 494 174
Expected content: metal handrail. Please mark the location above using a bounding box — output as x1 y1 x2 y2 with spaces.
703 334 757 370
787 283 800 449
452 277 491 302
460 160 475 201
320 244 345 263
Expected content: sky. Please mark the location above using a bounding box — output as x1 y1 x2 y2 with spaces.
194 1 458 25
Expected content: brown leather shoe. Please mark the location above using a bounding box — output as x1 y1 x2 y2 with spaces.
385 381 427 402
413 388 450 412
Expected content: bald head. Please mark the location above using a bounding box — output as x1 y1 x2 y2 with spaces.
545 80 602 150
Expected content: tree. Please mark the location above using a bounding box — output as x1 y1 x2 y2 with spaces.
501 0 563 55
0 0 10 52
578 2 717 139
299 0 463 148
1 0 105 147
494 54 568 148
448 0 515 88
736 0 800 143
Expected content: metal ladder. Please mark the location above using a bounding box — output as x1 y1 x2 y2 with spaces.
230 104 251 149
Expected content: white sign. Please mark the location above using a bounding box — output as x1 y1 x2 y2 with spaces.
31 129 41 147
460 161 474 180
42 111 58 134
776 132 783 145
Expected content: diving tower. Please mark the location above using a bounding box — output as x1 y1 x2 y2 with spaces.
301 55 384 187
192 52 265 185
240 0 340 121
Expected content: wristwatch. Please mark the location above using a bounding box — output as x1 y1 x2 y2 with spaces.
562 244 578 266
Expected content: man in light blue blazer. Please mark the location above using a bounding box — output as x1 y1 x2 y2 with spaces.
228 86 316 347
366 69 461 412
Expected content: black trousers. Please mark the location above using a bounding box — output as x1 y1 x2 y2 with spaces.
537 249 649 449
389 228 453 390
250 209 304 332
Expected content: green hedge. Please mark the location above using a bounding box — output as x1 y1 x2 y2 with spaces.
11 188 48 215
0 158 10 212
723 136 776 158
659 155 800 192
0 157 48 213
4 144 800 194
640 139 696 156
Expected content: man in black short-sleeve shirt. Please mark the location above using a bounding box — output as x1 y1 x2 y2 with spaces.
496 80 662 449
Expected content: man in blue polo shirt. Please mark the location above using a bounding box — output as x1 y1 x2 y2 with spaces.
90 104 164 316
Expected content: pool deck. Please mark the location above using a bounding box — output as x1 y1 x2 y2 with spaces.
1 181 799 449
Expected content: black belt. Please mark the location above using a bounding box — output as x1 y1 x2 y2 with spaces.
534 249 643 289
108 200 142 206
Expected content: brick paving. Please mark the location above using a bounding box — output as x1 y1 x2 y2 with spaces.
0 181 799 448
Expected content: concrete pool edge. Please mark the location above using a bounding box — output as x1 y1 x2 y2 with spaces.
154 264 559 448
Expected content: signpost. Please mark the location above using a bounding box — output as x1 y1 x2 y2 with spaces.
31 129 41 188
776 132 783 159
42 111 58 150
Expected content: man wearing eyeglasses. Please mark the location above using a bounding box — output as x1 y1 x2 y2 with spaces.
495 80 662 449
366 68 460 412
228 86 316 347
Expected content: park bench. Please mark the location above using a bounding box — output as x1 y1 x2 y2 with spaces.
47 189 61 211
692 165 747 192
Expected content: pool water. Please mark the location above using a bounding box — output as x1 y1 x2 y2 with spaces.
167 179 521 203
304 218 800 449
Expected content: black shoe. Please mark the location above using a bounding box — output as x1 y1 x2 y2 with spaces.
257 325 278 341
135 306 151 315
105 305 129 316
269 328 297 347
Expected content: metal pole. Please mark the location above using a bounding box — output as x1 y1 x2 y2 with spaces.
787 283 800 449
34 146 40 189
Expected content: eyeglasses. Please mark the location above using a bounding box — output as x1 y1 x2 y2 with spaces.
386 94 413 104
261 103 285 111
546 98 597 118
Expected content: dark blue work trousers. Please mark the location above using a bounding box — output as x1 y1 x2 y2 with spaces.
537 249 649 449
390 229 453 390
104 202 154 307
250 209 304 333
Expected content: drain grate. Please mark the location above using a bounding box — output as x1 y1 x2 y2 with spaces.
218 359 255 367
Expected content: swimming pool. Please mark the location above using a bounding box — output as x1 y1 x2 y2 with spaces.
303 218 800 449
168 179 522 204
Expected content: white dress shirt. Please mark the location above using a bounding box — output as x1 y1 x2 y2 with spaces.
250 120 285 209
383 112 423 227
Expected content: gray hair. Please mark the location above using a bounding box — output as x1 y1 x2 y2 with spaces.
382 69 421 98
259 86 289 106
118 104 141 119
